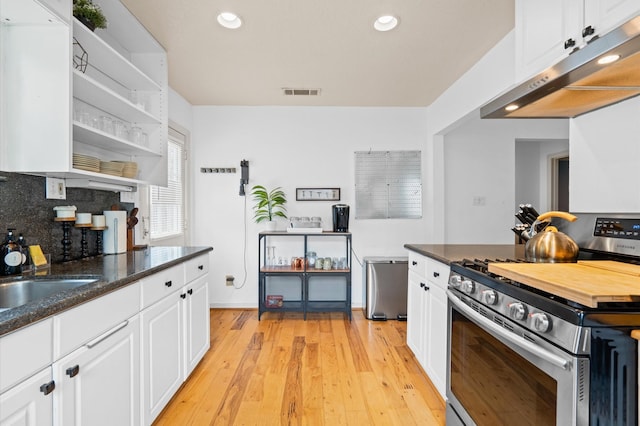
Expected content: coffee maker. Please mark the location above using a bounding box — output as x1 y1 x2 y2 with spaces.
332 204 350 232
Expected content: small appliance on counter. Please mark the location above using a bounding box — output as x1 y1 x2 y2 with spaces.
103 210 127 254
332 204 349 232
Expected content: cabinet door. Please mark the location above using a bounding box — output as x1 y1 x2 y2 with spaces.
407 270 426 364
424 284 448 399
52 315 140 426
37 0 71 23
585 0 640 37
515 0 582 81
183 275 210 378
0 368 53 426
141 292 183 426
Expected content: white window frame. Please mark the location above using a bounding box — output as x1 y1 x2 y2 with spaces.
149 126 189 244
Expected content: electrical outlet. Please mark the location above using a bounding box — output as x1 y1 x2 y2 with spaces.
225 275 235 286
46 177 66 199
472 196 486 206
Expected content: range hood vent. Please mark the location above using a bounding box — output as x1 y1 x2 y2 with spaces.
283 88 321 96
481 15 640 119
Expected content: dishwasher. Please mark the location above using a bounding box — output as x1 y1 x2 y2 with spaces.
362 257 408 320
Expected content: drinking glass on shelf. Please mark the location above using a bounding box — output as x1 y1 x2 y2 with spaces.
130 126 143 144
113 120 127 139
99 116 114 134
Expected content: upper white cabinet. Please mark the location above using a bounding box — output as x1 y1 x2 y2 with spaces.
0 0 168 190
515 0 640 82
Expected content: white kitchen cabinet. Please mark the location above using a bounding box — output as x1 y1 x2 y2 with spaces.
183 269 210 378
0 367 54 426
406 251 449 399
140 254 211 425
515 0 640 82
52 315 140 426
37 0 70 22
140 289 183 426
0 0 168 190
407 270 427 363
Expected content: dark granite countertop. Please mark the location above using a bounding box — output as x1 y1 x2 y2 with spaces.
404 244 525 265
0 246 213 337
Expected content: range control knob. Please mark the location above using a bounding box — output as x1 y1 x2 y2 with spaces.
531 313 552 333
481 290 498 305
449 275 463 288
461 279 475 295
508 302 527 321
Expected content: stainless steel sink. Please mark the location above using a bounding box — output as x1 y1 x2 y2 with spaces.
0 277 99 310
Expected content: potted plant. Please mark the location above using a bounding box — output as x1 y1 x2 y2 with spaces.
251 185 287 230
73 0 107 31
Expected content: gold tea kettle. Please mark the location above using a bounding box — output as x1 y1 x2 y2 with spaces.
524 211 579 263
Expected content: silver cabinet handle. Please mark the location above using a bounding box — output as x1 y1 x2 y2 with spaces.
86 320 129 349
447 291 570 370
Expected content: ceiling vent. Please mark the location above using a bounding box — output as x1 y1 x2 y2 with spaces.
283 88 321 96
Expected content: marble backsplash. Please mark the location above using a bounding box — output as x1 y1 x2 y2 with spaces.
0 172 132 263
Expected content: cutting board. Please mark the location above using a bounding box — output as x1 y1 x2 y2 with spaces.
487 262 640 307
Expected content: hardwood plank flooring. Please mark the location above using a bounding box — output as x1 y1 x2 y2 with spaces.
153 309 446 425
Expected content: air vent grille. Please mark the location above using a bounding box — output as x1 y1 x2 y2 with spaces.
283 88 321 96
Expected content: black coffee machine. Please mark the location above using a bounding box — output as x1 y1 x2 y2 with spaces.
332 204 349 232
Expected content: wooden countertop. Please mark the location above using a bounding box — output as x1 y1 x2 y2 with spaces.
488 260 640 308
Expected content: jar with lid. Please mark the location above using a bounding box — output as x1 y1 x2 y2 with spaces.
306 251 316 268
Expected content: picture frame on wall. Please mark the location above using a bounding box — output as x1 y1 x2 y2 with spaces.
296 188 340 201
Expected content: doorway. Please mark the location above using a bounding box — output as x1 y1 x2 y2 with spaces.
550 154 569 212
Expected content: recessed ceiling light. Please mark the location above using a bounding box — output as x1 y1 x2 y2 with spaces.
505 104 519 112
217 12 242 29
597 54 621 65
374 15 398 32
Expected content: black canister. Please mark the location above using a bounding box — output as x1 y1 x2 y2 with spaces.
332 204 350 232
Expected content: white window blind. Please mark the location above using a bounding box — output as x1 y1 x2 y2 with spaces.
354 150 422 219
150 132 184 239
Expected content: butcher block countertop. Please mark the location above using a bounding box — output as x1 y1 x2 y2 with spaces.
488 260 640 308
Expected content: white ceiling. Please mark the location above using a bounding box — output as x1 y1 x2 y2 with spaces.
120 0 514 107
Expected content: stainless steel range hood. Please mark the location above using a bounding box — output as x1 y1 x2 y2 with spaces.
481 15 640 119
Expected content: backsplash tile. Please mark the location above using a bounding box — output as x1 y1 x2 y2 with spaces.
0 172 132 263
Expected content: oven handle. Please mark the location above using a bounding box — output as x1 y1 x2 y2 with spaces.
447 291 570 370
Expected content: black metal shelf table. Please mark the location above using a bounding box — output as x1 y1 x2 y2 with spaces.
258 231 352 320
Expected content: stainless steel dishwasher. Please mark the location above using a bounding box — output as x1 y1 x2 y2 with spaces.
362 257 408 320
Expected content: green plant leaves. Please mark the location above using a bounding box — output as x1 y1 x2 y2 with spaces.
251 185 287 223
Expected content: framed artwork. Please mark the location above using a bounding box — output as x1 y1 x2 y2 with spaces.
296 188 340 201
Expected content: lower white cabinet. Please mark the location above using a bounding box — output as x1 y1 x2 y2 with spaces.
183 274 210 379
0 253 211 426
52 315 140 426
406 252 449 399
0 367 53 426
141 255 211 425
141 290 184 425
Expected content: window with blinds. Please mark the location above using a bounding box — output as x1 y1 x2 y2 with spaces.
150 132 185 239
354 150 422 219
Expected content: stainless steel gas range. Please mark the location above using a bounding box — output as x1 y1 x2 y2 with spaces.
446 213 640 426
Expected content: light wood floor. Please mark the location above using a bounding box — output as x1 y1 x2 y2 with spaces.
153 309 446 425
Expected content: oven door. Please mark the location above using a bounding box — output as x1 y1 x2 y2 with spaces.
446 290 588 426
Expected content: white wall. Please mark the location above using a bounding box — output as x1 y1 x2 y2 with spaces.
443 116 568 244
424 31 519 243
570 96 640 212
191 106 428 308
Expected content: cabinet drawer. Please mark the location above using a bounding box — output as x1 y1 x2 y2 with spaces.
425 258 450 290
140 264 185 309
0 318 53 393
185 254 209 283
53 282 140 360
408 251 427 277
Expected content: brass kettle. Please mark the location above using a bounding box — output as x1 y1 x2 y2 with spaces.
524 211 579 263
